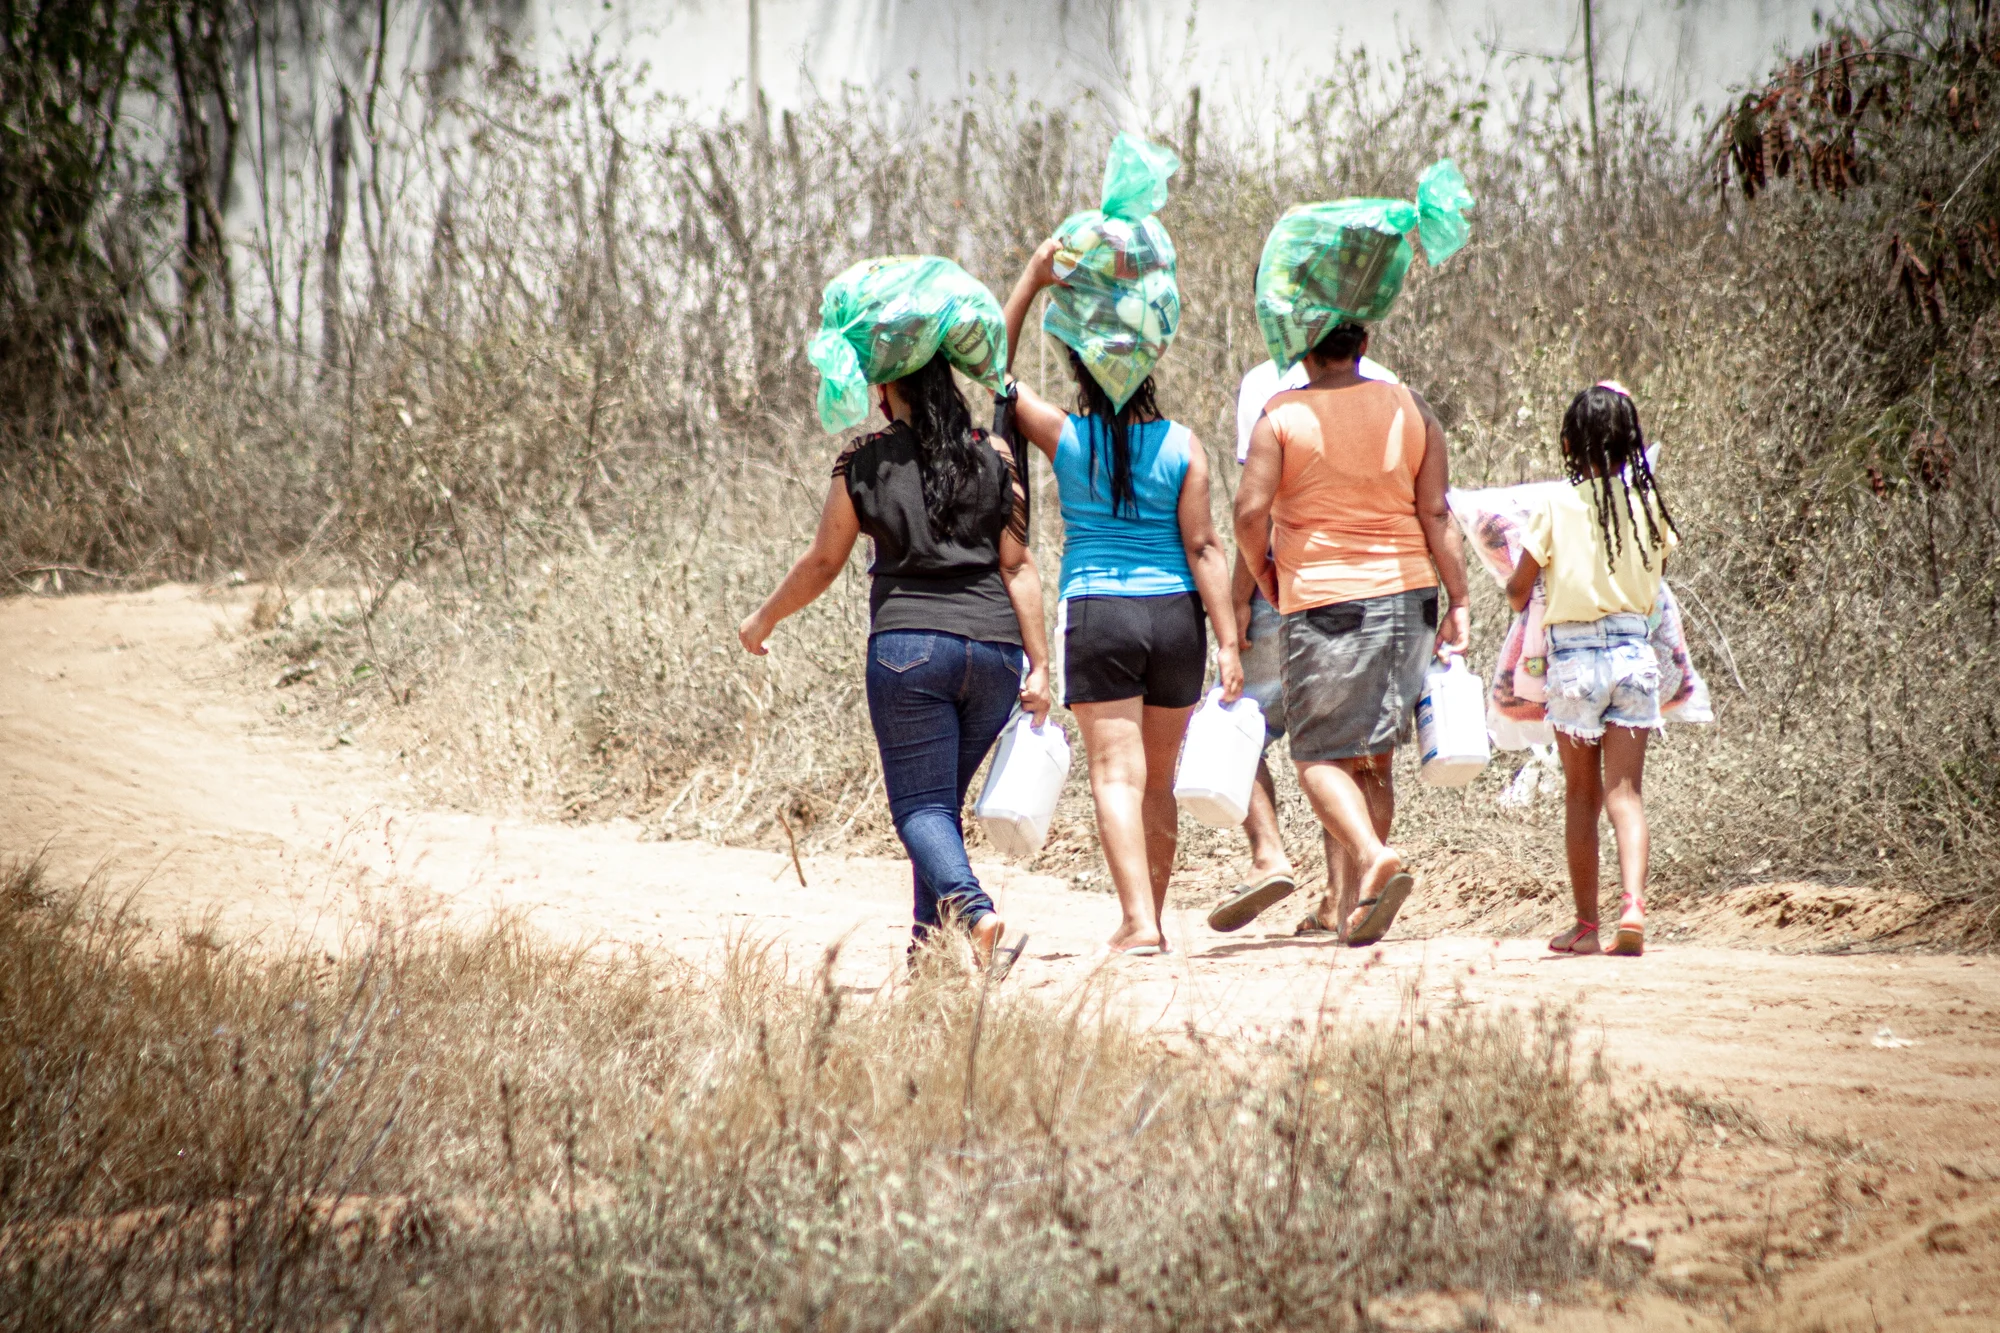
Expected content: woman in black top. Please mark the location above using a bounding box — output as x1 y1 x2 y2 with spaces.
739 354 1050 966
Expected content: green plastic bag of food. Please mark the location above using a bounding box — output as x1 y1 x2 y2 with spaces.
1041 133 1182 409
808 255 1009 433
1254 158 1475 370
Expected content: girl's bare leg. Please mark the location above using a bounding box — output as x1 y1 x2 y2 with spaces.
1600 724 1651 928
1073 699 1190 951
1554 732 1605 926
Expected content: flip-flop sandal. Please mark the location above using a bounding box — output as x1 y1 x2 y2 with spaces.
1345 871 1414 947
1206 870 1298 933
1293 911 1339 938
988 933 1030 981
1549 920 1600 955
1608 891 1645 956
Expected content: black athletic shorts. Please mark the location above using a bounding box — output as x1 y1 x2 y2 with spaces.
1059 591 1208 709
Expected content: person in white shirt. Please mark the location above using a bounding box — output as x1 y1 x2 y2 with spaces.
1204 352 1399 934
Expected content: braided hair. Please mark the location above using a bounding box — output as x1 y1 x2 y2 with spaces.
896 353 989 544
1558 384 1678 563
1068 350 1162 519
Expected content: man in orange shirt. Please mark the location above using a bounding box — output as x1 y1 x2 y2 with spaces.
1232 323 1471 946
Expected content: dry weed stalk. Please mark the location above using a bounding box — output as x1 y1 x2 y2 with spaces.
0 859 1681 1329
1 1 1994 931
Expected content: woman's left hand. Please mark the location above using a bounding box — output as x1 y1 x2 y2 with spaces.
738 612 772 656
1019 664 1053 727
1216 642 1245 704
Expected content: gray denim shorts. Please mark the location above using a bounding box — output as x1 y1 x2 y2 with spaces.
1280 587 1439 762
1240 591 1288 748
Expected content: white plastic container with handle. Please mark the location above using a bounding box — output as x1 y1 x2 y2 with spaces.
1172 688 1266 827
1417 654 1491 787
974 711 1072 858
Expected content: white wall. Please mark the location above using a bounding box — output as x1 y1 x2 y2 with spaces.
530 0 1832 132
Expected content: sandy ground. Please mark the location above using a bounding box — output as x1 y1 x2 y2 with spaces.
3 583 1997 1331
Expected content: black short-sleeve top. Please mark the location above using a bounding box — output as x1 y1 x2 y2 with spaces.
832 422 1030 645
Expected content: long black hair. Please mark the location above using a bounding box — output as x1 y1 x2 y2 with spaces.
894 353 989 544
1068 351 1161 518
1558 384 1679 563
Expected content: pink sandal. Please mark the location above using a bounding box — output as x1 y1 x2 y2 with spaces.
1549 919 1601 954
1609 892 1645 956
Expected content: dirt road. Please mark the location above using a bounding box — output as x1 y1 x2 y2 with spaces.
3 584 1996 1331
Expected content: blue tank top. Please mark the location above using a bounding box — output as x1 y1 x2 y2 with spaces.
1053 414 1196 599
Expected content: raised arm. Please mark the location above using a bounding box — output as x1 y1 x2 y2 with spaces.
1408 388 1471 656
1000 239 1070 461
739 477 862 654
1175 436 1243 703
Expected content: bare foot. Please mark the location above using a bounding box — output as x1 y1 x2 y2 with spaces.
1104 923 1165 954
1344 846 1405 938
970 912 1006 968
1294 897 1340 936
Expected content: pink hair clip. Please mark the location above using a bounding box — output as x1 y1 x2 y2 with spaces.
1595 379 1633 398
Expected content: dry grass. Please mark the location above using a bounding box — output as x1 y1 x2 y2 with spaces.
0 856 1679 1329
1 5 1995 937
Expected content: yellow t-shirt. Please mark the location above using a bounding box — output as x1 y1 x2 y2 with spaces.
1520 478 1677 624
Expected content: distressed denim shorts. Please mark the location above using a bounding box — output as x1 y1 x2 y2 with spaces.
1544 614 1662 741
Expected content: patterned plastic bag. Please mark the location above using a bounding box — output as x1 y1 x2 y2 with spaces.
1041 133 1182 409
808 255 1008 433
1447 478 1713 749
1255 159 1475 369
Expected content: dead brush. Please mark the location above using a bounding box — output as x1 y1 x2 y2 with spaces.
5 3 1996 936
0 863 1680 1330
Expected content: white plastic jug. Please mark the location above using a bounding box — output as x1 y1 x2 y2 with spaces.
1172 688 1266 827
1417 654 1491 787
974 711 1072 858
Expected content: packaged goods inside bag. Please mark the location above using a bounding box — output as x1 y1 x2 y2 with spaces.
1255 159 1475 369
1448 479 1714 749
809 255 1009 433
1042 133 1182 409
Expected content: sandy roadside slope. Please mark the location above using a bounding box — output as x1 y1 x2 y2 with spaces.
3 583 1996 1330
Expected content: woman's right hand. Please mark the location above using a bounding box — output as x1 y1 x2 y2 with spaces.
1023 236 1063 290
737 611 773 656
1215 642 1245 704
1019 663 1053 727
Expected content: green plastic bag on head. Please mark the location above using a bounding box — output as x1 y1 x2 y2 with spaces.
1042 133 1182 410
1254 158 1475 370
809 255 1009 434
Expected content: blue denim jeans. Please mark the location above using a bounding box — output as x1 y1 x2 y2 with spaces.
864 629 1025 943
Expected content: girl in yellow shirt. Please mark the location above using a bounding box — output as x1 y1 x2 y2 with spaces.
1506 383 1680 957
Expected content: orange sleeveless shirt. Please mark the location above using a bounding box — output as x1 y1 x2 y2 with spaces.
1266 381 1436 613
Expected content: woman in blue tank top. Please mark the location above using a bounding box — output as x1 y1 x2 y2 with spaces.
1000 238 1243 957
